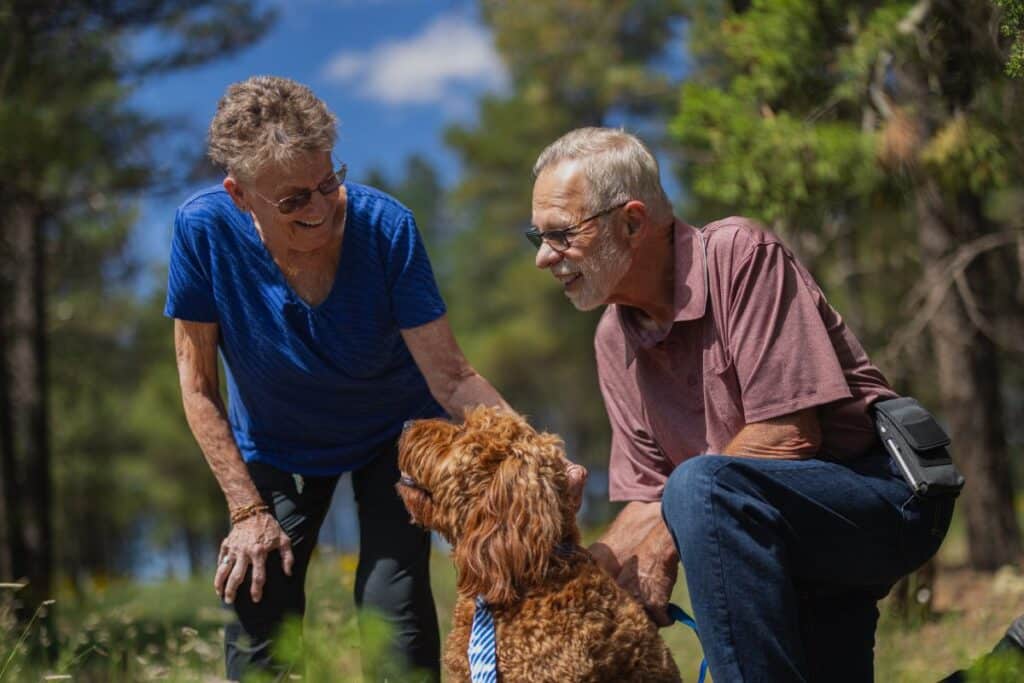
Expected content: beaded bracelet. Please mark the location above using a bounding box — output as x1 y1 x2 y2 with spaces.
230 502 270 525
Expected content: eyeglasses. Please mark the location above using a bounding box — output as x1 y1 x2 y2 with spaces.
524 200 629 252
398 474 432 498
250 164 348 215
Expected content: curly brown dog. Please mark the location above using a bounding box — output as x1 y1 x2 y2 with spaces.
396 406 681 683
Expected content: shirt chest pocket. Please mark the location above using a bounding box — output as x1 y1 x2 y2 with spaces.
635 343 706 455
700 321 747 444
701 314 732 377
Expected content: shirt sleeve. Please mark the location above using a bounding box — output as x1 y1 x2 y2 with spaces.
596 318 673 502
164 207 219 322
385 213 447 329
725 242 851 423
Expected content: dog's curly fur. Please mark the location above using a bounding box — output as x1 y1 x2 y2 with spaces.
397 407 681 683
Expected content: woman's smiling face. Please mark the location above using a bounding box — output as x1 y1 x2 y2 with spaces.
236 150 345 253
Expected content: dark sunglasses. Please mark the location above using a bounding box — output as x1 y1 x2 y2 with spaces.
252 164 348 215
524 200 629 252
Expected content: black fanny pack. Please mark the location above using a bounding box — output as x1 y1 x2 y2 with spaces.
873 397 964 499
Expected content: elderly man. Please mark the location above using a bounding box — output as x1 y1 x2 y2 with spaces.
528 127 955 682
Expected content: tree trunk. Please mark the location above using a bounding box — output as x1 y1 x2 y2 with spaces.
915 179 1022 569
0 221 27 586
4 200 54 625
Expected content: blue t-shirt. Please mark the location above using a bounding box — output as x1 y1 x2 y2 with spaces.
165 182 447 475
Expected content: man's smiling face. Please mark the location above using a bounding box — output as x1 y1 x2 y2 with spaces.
531 161 632 311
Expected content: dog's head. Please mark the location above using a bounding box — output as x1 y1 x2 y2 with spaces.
397 406 580 605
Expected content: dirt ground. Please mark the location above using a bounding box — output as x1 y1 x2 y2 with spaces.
876 563 1024 681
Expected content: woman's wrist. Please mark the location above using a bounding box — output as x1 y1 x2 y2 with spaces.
229 501 270 525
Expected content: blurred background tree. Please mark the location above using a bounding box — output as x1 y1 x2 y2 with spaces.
0 0 273 637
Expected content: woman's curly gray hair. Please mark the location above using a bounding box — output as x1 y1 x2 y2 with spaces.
208 75 337 180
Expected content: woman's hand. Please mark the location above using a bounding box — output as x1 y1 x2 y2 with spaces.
215 512 295 604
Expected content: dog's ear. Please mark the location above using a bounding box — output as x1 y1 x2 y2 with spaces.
453 440 565 605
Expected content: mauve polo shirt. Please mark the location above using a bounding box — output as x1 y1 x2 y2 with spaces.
596 217 897 502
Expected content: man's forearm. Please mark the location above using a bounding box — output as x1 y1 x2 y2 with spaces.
183 389 262 511
722 408 821 459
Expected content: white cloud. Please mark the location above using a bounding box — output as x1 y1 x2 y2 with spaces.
321 14 507 106
323 54 364 81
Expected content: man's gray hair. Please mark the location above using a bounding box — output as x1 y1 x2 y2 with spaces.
533 127 672 221
208 75 337 180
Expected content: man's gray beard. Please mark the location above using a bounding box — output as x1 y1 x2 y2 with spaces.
571 228 630 311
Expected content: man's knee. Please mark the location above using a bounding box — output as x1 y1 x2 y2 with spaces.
662 455 733 522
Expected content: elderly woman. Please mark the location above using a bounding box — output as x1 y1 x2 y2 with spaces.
165 75 514 681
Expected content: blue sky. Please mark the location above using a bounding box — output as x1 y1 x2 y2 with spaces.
129 0 687 274
130 0 508 267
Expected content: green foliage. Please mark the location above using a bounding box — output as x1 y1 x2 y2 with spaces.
669 0 1024 355
264 609 435 683
718 0 841 105
833 2 915 102
673 84 878 223
995 0 1024 77
673 0 1024 210
964 649 1024 682
920 113 1012 195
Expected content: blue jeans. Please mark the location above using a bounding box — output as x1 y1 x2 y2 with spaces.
661 451 954 683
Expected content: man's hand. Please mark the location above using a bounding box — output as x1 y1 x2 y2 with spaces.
588 541 623 578
215 512 295 604
587 501 679 626
614 520 679 626
587 500 662 574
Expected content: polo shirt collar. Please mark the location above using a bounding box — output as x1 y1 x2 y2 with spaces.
618 220 708 366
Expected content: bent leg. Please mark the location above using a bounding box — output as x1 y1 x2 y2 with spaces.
661 452 952 683
798 584 889 682
662 455 808 682
225 462 338 681
352 438 441 682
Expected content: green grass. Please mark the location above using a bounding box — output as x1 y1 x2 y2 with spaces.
2 519 1022 682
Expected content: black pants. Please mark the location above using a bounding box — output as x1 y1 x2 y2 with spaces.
224 438 440 681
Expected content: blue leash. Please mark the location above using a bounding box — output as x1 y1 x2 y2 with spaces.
668 602 708 683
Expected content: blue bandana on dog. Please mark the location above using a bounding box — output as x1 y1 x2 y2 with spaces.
468 596 498 682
